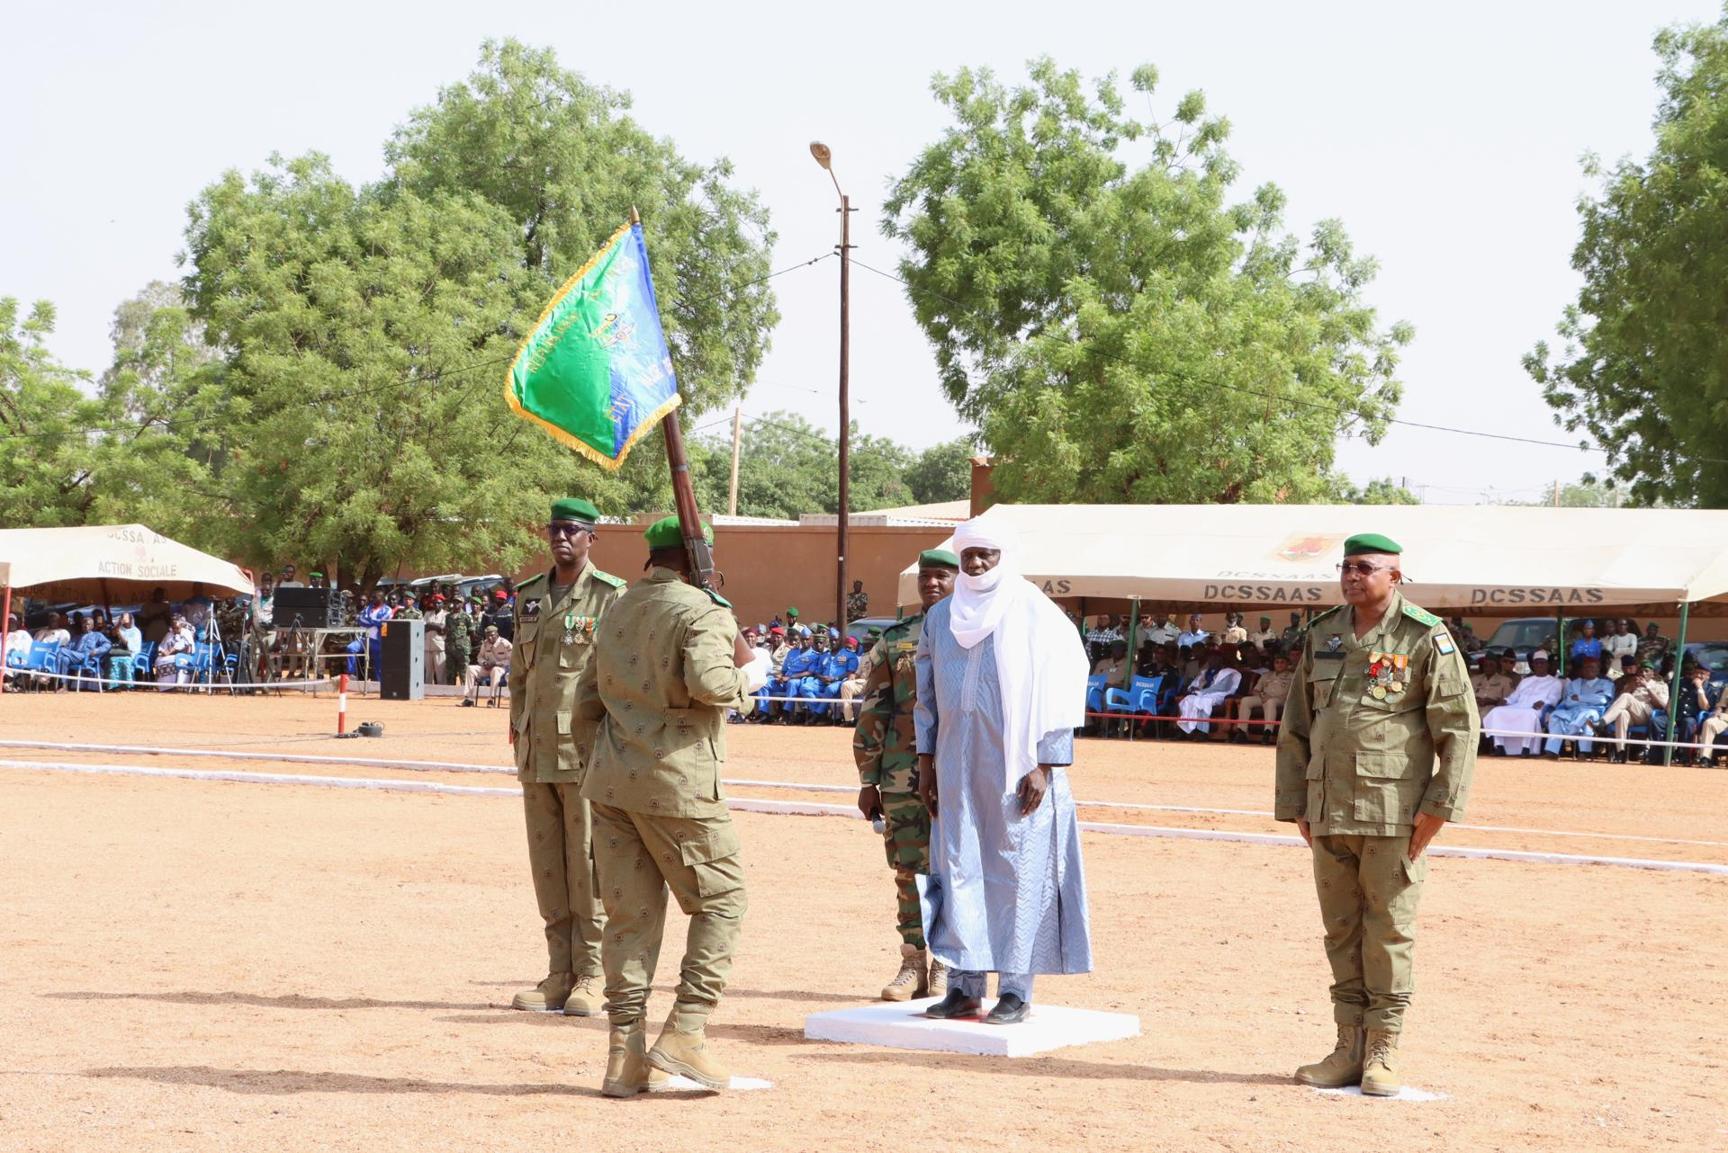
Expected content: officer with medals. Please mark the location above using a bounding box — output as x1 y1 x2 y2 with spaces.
1275 533 1478 1096
506 498 626 1016
574 516 764 1096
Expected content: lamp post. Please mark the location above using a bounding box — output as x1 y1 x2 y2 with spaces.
810 140 853 632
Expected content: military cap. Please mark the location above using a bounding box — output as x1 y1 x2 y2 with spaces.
919 548 961 570
786 606 800 617
550 497 600 525
1343 533 1402 557
643 514 712 549
1640 657 1659 670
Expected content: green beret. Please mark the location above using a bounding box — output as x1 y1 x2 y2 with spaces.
1640 657 1659 670
643 515 711 549
918 548 961 570
1343 533 1402 557
550 497 600 525
786 606 799 617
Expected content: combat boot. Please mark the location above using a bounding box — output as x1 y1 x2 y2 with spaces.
510 972 573 1012
601 1021 670 1098
1293 1023 1365 1088
1360 1029 1402 1097
927 955 948 999
880 943 929 1002
562 974 598 1017
648 1018 729 1091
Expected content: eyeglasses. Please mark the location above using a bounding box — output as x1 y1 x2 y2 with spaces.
547 523 591 538
1336 561 1394 577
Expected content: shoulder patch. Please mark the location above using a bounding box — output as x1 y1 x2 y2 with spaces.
703 588 732 609
591 569 626 589
1401 603 1442 628
1433 631 1457 656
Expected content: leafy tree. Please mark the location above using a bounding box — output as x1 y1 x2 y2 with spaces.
904 436 976 504
884 59 1410 505
386 39 779 414
1525 12 1728 508
1341 477 1420 505
0 298 98 526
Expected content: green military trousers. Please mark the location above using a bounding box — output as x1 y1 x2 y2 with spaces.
1309 833 1428 1034
590 802 747 1031
522 782 604 981
879 789 930 949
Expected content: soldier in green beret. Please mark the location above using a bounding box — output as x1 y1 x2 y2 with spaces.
506 497 626 1016
574 515 762 1096
853 548 959 1000
1275 533 1478 1096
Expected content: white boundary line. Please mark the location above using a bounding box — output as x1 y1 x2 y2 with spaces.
4 740 1725 851
4 757 1727 877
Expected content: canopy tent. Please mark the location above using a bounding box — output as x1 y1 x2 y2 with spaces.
0 524 254 604
895 504 1728 617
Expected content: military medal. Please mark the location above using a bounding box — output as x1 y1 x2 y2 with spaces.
563 609 576 646
1366 651 1409 702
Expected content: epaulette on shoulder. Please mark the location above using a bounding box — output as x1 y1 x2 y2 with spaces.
887 612 924 636
1401 602 1443 628
517 572 547 591
1303 605 1343 630
703 588 732 608
591 569 625 589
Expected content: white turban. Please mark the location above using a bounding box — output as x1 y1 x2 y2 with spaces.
946 516 1089 789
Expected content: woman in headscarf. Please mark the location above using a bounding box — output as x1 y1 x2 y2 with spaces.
914 516 1092 1024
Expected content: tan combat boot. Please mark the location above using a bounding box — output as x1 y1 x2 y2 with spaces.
648 1018 729 1091
926 955 948 999
511 972 574 1012
562 974 598 1017
1360 1029 1402 1097
881 943 929 1002
601 1022 670 1098
1293 1023 1365 1088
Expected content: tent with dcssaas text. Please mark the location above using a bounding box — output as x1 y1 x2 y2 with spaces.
0 524 255 604
894 503 1728 618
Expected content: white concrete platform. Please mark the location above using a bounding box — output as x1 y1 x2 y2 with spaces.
1314 1085 1447 1102
804 998 1140 1058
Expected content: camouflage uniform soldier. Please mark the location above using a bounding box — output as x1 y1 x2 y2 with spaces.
507 498 626 1017
574 516 764 1097
446 603 475 687
853 549 959 1001
1275 533 1478 1096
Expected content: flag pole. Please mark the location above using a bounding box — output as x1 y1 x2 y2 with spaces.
634 206 719 593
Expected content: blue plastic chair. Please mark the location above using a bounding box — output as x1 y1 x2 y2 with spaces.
25 640 60 676
1086 675 1108 715
67 647 106 693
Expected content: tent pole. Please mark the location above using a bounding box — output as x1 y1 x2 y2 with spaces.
1124 598 1140 688
1556 606 1566 677
0 584 10 697
1663 601 1691 767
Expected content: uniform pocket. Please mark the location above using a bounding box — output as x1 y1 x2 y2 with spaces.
679 824 745 897
1352 751 1422 825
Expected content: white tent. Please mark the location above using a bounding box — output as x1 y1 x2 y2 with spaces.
896 504 1728 616
0 524 255 604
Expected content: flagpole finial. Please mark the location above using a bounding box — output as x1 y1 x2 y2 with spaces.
630 205 641 225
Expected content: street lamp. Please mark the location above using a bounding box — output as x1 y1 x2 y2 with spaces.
811 140 853 632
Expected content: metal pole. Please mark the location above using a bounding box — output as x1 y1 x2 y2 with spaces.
0 584 11 696
727 404 742 517
1663 601 1691 766
836 193 851 629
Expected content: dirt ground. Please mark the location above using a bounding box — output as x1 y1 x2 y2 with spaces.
1 690 1724 1152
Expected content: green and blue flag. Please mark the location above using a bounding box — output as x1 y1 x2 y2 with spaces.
505 220 680 469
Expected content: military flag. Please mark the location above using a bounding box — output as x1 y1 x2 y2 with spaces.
504 219 680 469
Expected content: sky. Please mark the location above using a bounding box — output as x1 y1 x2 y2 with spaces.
3 0 1718 505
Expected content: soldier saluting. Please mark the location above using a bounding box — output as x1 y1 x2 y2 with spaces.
574 516 764 1097
1275 533 1478 1096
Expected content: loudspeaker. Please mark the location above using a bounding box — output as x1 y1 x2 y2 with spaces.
274 586 341 628
379 617 424 700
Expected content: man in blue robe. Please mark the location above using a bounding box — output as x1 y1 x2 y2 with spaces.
915 517 1091 1025
1542 655 1617 758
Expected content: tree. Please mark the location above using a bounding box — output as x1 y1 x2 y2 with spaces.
884 59 1411 505
903 437 976 504
386 39 779 415
1342 477 1420 505
1526 12 1728 508
0 298 99 527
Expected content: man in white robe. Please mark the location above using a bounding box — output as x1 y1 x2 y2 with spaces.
1481 650 1564 756
916 518 1092 1025
1176 649 1244 735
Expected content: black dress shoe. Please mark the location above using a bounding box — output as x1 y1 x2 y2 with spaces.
924 989 983 1019
983 993 1030 1025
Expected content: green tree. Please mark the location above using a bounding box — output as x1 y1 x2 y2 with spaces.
1342 477 1420 505
884 59 1410 505
904 436 976 504
386 39 779 414
0 298 99 526
1525 12 1728 508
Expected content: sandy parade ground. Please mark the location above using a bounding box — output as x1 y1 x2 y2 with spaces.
0 688 1724 1152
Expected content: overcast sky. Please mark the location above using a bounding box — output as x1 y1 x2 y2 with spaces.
3 0 1715 504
